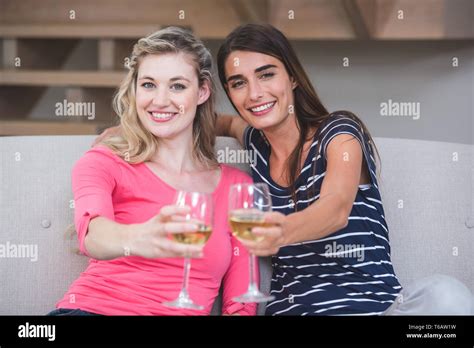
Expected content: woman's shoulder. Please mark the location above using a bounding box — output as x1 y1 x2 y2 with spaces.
74 145 128 172
320 111 364 133
318 111 369 145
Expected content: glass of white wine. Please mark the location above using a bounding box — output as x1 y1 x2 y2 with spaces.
229 183 275 303
163 190 213 310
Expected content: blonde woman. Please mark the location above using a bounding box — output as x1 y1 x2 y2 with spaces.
48 27 256 316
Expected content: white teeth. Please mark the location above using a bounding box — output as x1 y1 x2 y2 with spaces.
251 102 274 112
151 112 175 119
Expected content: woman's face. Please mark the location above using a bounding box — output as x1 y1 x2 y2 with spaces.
135 52 209 140
224 50 296 131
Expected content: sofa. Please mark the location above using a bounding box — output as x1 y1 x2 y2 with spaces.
0 135 472 315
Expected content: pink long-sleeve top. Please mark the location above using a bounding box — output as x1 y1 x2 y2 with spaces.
56 146 257 315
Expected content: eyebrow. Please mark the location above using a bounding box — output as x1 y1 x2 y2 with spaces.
138 75 190 82
226 64 277 82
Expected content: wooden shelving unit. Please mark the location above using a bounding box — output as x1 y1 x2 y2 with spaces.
1 0 471 135
0 70 125 87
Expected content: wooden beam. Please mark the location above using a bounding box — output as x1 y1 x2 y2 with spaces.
0 70 125 87
0 24 162 39
375 0 443 39
271 0 356 39
342 0 375 39
230 0 270 23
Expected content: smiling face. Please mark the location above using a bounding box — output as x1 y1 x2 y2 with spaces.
135 52 210 141
224 50 297 131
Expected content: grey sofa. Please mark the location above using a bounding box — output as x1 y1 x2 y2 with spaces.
1 135 472 315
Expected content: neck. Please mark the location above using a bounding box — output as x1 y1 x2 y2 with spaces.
263 114 301 161
149 131 200 174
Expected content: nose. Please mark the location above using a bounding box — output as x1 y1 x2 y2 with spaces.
248 78 264 101
152 86 171 107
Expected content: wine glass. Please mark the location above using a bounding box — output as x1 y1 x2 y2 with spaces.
163 190 213 310
228 183 275 303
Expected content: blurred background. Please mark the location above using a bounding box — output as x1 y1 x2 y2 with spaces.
0 0 472 144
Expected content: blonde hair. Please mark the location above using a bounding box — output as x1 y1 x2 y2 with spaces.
103 27 217 167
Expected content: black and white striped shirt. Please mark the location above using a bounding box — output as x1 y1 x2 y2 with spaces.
244 113 402 315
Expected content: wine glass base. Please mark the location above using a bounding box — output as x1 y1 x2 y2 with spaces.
233 292 275 304
163 298 204 310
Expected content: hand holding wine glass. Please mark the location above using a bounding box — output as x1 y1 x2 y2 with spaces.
163 190 213 310
228 183 277 303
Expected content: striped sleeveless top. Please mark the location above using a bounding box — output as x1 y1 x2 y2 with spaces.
243 113 402 315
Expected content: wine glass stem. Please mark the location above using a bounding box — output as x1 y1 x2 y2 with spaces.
180 257 191 297
247 253 259 293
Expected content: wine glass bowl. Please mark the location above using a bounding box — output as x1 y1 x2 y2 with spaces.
163 190 213 310
228 183 275 303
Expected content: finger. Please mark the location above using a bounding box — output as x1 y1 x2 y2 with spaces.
239 236 279 255
162 222 199 234
263 212 286 224
238 239 260 251
252 227 282 238
158 205 191 221
159 239 204 258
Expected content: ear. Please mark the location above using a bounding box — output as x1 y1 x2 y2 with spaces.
197 80 211 106
291 76 298 90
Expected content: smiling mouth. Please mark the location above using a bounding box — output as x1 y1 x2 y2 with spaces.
148 111 178 122
248 101 276 115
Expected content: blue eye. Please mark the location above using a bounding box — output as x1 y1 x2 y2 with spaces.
141 82 155 89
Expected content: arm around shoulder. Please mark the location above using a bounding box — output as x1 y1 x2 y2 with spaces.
215 114 249 147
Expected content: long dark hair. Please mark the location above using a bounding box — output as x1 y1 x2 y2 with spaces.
217 24 379 209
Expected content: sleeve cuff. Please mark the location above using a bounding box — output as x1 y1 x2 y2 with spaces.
222 301 257 316
76 211 101 257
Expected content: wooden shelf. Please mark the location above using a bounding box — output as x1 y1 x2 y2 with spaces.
0 70 125 87
0 24 162 39
0 120 104 135
0 0 471 40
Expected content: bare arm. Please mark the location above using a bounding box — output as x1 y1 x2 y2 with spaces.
215 114 249 147
85 206 203 260
240 134 363 255
283 134 361 244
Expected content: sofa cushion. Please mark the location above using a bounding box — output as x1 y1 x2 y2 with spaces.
0 135 472 315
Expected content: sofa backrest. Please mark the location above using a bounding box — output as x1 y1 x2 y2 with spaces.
0 135 472 315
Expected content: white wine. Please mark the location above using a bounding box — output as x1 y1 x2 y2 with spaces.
229 212 274 242
171 225 212 245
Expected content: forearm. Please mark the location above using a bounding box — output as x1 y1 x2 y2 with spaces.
284 193 349 245
84 217 131 260
215 114 233 137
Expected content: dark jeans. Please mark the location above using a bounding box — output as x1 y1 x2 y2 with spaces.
47 308 102 316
